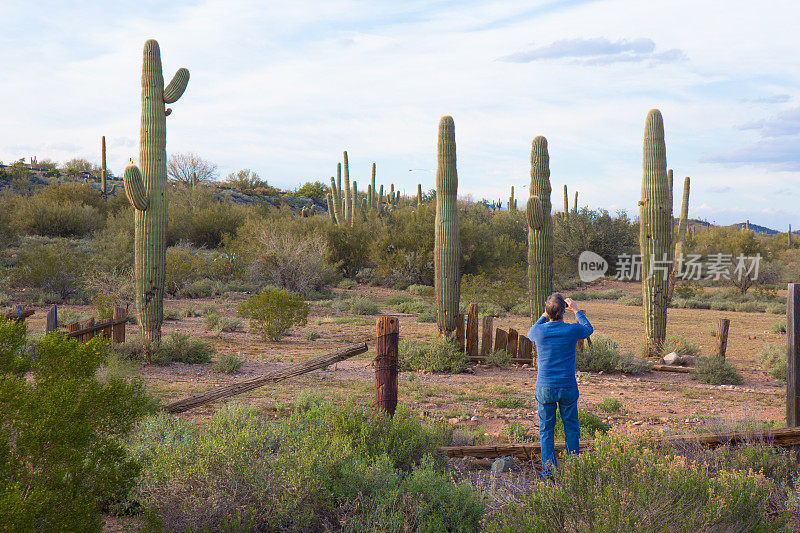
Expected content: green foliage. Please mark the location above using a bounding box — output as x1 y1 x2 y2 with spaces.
770 321 787 334
758 344 786 382
129 402 478 531
568 288 626 301
225 168 276 193
295 180 328 201
598 397 623 413
691 356 744 385
461 273 523 311
662 335 700 356
485 435 787 532
399 338 468 374
0 322 152 532
238 288 309 341
214 352 245 374
417 308 437 322
409 284 435 297
617 294 642 306
11 183 104 237
501 421 533 442
487 394 527 408
555 409 611 439
392 298 430 314
167 186 246 248
346 295 380 315
485 349 512 368
9 239 88 300
575 336 650 374
151 332 214 365
203 311 243 333
164 245 242 296
337 278 357 289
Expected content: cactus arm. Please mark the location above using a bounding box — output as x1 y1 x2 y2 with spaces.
124 165 149 210
525 196 543 230
667 176 690 301
163 68 190 104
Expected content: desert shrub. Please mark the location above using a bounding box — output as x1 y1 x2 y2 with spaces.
85 267 135 319
417 308 436 322
501 421 533 442
487 394 527 408
302 330 320 341
510 302 530 315
674 281 705 298
408 284 434 297
485 435 786 532
555 409 610 439
152 332 214 365
617 294 642 306
336 278 357 289
233 217 337 295
575 335 650 374
164 246 242 296
461 273 523 311
662 335 700 356
371 203 435 285
130 402 478 532
346 295 380 315
470 302 507 317
9 239 88 300
0 321 152 532
294 180 328 201
399 338 467 374
386 294 415 305
691 356 744 385
485 349 512 368
770 321 787 334
238 288 309 341
767 303 785 314
569 289 625 301
598 397 623 413
168 186 246 248
393 299 429 314
163 308 180 321
11 183 104 237
758 344 786 381
204 311 243 332
214 352 245 374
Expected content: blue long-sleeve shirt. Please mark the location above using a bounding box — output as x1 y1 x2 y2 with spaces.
527 311 593 387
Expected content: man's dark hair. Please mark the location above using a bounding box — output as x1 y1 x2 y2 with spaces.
545 293 566 321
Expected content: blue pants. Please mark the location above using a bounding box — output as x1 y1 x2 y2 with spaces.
535 385 580 477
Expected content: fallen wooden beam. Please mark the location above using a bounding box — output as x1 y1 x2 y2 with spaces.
163 342 368 414
652 364 691 373
439 427 800 460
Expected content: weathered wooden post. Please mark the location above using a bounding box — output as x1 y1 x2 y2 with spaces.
45 305 57 333
456 313 465 352
68 322 80 338
481 316 493 356
788 285 800 426
494 328 508 352
466 304 479 356
507 328 519 358
375 316 399 417
518 335 533 363
113 307 126 343
714 318 730 358
81 317 95 343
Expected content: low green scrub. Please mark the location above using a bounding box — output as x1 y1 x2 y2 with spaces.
461 273 522 311
691 356 744 385
616 294 642 306
501 421 533 442
575 336 650 374
346 295 380 315
127 402 481 532
487 395 528 409
408 284 434 297
598 397 623 413
485 349 512 368
554 409 610 439
152 332 214 366
336 278 357 289
758 344 786 381
393 298 429 314
204 311 243 333
485 436 790 532
569 288 626 301
238 288 310 341
399 338 468 374
386 294 415 305
770 321 787 334
214 352 245 374
417 308 437 322
662 335 699 356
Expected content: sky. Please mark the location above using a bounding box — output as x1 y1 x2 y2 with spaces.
0 0 798 228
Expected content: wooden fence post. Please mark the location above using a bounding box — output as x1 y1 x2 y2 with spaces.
456 313 465 352
518 336 533 363
466 304 479 356
113 307 126 344
714 318 730 358
507 328 519 358
375 316 399 417
788 284 800 427
68 322 80 338
481 316 493 356
494 328 508 352
81 317 95 343
45 305 57 333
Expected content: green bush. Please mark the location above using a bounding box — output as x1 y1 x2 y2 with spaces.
617 294 642 306
336 278 357 289
501 421 533 442
0 320 152 532
569 289 626 301
11 183 104 237
238 288 309 341
129 402 479 531
487 394 527 408
485 435 786 532
408 284 434 297
485 349 512 368
204 311 243 333
691 356 744 385
152 332 214 365
417 308 437 322
9 239 88 300
461 273 523 311
555 409 610 439
399 338 468 374
758 344 786 381
393 299 429 314
575 336 650 374
770 321 787 334
386 294 415 305
598 397 623 413
346 295 380 315
214 352 245 374
662 335 700 356
510 302 530 315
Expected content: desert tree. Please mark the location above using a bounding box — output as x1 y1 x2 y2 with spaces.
167 152 218 184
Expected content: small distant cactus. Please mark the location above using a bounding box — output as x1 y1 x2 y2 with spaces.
123 40 189 345
508 186 517 211
417 183 423 207
667 176 690 302
640 109 671 355
434 116 460 336
573 190 578 215
101 136 107 197
563 184 569 217
527 136 553 319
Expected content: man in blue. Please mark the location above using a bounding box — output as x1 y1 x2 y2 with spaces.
527 293 593 478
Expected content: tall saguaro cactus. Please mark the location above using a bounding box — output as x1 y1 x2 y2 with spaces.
527 136 553 319
639 109 671 356
123 40 189 345
667 176 690 302
434 116 460 336
101 136 107 197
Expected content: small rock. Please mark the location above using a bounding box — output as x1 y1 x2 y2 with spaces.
470 415 478 421
663 352 682 365
490 456 517 473
448 417 460 424
682 355 696 366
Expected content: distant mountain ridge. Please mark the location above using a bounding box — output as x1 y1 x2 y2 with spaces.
685 218 795 236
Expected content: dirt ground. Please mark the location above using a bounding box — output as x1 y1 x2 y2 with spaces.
23 280 788 441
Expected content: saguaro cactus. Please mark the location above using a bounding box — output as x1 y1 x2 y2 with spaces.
343 151 351 225
639 109 671 356
417 183 422 207
563 184 569 216
101 136 107 197
667 176 690 302
434 116 460 336
527 136 553 319
123 40 189 345
508 186 516 211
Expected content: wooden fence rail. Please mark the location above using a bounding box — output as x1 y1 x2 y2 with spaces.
63 307 127 343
